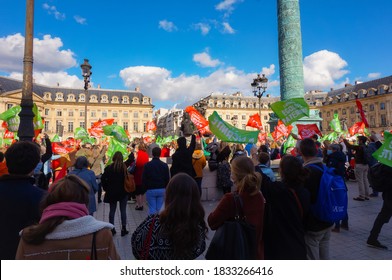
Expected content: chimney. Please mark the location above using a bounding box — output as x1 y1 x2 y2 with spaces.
57 82 60 87
97 84 101 89
135 87 140 92
330 88 334 91
266 94 270 97
355 80 363 85
344 83 352 87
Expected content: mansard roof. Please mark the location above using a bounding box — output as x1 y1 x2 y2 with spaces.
0 76 147 103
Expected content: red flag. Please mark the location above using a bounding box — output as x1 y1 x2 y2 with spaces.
355 99 369 128
53 163 67 184
52 142 75 154
258 132 267 142
272 120 292 141
296 124 322 139
3 129 14 139
349 121 365 136
146 121 157 131
246 114 263 130
88 119 115 137
184 106 210 134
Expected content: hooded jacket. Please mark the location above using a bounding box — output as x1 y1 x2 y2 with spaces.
192 150 206 178
170 134 196 177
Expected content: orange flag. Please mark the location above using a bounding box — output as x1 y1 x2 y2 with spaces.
246 113 263 130
54 163 67 183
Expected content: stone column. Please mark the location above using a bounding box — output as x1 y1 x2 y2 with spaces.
277 0 304 100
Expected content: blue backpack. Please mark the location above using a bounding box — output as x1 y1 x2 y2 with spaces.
308 164 348 223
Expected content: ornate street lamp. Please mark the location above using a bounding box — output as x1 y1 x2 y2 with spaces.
80 59 92 129
18 0 35 141
251 73 268 121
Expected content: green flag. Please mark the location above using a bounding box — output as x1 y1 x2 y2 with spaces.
32 103 44 130
329 113 342 133
74 127 89 140
81 137 97 145
372 131 392 168
106 137 128 165
270 98 310 125
208 111 258 144
0 105 21 132
51 134 61 142
103 125 130 144
283 134 296 154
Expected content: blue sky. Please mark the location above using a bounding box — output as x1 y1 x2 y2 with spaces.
0 0 391 110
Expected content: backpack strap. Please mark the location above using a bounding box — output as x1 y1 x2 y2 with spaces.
233 193 243 220
288 188 303 219
307 163 325 172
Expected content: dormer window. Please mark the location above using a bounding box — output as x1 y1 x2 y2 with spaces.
143 97 149 104
67 94 75 102
122 96 129 104
101 95 108 103
112 96 119 103
79 94 85 102
90 95 98 103
132 97 139 104
55 92 63 101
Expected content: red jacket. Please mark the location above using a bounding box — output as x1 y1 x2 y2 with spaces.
134 150 149 186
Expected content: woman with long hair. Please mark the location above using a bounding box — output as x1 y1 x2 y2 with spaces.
131 173 208 259
101 151 129 236
16 175 119 259
208 156 265 259
261 155 310 260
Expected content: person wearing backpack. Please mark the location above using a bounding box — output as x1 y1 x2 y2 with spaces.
299 138 334 260
343 136 370 201
366 162 392 249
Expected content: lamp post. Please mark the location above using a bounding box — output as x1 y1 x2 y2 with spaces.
80 59 92 130
18 0 35 141
251 73 268 121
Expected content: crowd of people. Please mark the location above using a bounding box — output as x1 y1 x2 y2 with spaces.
0 129 390 260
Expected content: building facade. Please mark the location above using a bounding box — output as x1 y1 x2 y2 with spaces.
0 76 154 139
156 108 184 137
193 92 280 133
305 76 392 134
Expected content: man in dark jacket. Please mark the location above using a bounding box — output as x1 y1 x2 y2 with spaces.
0 141 45 259
367 163 392 249
300 138 334 260
343 136 370 201
170 134 196 177
142 147 170 215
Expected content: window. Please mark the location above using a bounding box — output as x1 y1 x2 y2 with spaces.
56 110 62 117
133 122 139 132
242 115 246 120
80 122 85 129
113 122 117 125
56 120 62 134
123 122 128 131
112 111 118 118
327 112 330 117
381 115 387 126
143 123 147 132
80 94 85 102
134 112 139 118
380 102 385 110
102 111 107 118
226 115 231 120
80 111 85 117
370 104 375 111
242 124 246 130
264 115 268 120
334 110 338 114
91 111 96 117
68 110 74 117
44 121 49 132
7 104 13 109
101 95 108 103
45 109 50 115
68 122 74 133
342 109 346 115
123 111 129 118
350 107 355 114
143 112 149 118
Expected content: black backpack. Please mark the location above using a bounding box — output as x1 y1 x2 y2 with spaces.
368 162 392 192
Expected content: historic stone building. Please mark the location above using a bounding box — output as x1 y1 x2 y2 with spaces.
192 92 280 133
0 76 154 139
155 108 184 137
305 75 392 134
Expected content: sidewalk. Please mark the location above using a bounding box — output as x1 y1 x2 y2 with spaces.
94 180 391 260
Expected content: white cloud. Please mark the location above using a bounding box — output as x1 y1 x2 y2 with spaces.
222 22 235 34
194 23 211 35
215 0 242 13
119 66 279 106
367 72 381 79
9 71 83 88
42 3 65 20
193 51 222 68
261 64 276 77
158 20 178 32
0 33 77 73
303 50 349 90
74 15 87 25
